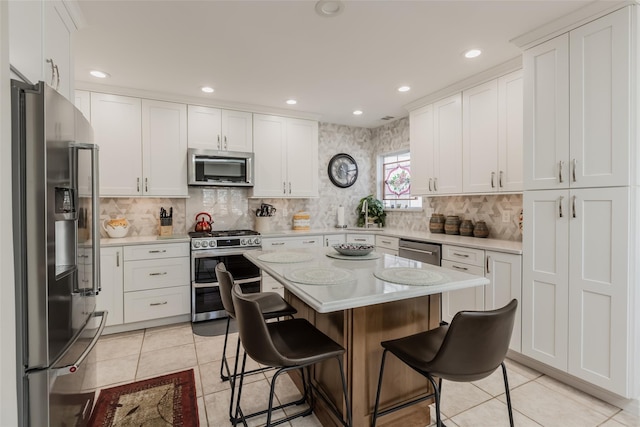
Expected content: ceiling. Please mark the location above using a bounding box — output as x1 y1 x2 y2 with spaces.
74 0 594 128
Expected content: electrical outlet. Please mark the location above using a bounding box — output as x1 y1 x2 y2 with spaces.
502 211 510 223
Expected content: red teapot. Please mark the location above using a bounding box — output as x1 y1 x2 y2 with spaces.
194 212 213 232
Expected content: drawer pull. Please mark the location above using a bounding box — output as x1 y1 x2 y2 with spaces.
149 272 168 276
452 265 469 271
353 238 367 242
452 252 469 258
272 242 285 246
150 301 168 306
380 240 391 244
303 240 316 244
148 250 167 254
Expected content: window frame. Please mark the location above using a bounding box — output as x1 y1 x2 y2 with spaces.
376 149 423 212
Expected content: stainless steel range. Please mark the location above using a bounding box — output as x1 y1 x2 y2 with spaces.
190 229 262 322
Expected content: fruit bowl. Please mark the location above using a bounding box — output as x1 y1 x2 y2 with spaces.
102 218 130 238
332 243 375 256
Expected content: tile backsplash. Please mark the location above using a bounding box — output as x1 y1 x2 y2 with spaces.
100 118 522 242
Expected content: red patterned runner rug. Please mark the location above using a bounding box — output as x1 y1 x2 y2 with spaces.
88 369 198 426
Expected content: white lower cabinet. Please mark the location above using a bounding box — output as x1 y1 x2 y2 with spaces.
440 245 485 323
324 234 346 247
523 187 630 395
375 235 399 256
121 243 190 324
485 251 522 352
261 235 323 250
97 247 124 326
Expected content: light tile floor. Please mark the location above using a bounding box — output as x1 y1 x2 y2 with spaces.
92 322 640 427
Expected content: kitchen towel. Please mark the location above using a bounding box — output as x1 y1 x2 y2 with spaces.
337 205 345 227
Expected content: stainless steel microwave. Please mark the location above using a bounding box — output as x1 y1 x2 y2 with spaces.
188 148 254 187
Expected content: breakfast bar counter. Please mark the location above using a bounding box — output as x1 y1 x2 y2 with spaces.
245 248 489 427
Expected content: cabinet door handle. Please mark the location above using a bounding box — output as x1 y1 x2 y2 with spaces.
217 135 221 149
116 251 120 267
572 195 576 218
145 177 148 192
148 249 167 254
326 238 329 246
283 182 286 194
499 171 503 188
46 59 56 87
558 161 564 183
452 252 469 258
452 265 469 271
224 136 228 150
491 171 495 188
53 64 60 90
137 177 140 192
572 159 577 182
428 178 433 192
150 301 168 306
289 182 292 194
559 196 564 218
434 177 438 191
149 272 168 276
486 256 490 273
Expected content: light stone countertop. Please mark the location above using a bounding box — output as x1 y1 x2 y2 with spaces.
258 227 523 254
245 247 489 313
99 235 190 247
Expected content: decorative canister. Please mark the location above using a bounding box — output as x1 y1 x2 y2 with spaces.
444 215 461 235
459 219 474 236
429 214 445 233
473 221 490 238
292 211 311 230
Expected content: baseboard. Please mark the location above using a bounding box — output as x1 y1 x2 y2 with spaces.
101 314 191 335
508 351 640 417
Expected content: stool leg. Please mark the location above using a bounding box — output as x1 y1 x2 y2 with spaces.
371 349 388 427
220 317 232 381
233 352 249 427
266 368 284 427
337 356 352 427
228 337 242 420
426 375 443 427
501 362 515 427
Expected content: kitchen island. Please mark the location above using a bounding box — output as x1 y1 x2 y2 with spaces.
245 247 489 427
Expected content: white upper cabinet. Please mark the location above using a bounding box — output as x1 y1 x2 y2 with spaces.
91 93 143 197
187 105 253 153
142 100 188 197
463 70 523 193
253 114 318 198
409 93 462 195
524 7 630 190
90 93 187 197
9 0 76 100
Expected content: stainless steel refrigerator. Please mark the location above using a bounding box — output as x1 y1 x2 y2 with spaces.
12 80 107 426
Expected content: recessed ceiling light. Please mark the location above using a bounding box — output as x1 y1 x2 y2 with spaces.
89 70 109 79
464 49 482 59
286 99 297 105
201 86 214 93
397 86 411 92
315 0 344 17
353 110 363 116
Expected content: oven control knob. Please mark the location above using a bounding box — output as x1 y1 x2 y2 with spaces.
209 240 216 248
241 238 247 245
193 241 201 248
201 241 208 248
254 237 261 245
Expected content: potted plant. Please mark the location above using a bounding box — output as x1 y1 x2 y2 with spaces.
356 195 386 227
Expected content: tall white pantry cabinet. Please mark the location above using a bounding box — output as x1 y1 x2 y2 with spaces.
522 5 638 398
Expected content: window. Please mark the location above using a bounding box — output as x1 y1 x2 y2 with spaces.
378 151 422 210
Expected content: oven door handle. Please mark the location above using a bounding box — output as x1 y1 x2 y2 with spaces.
192 277 259 289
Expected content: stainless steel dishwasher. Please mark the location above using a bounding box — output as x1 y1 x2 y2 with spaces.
398 239 441 266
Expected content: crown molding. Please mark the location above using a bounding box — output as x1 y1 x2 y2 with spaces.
403 56 522 112
510 0 633 50
74 81 322 121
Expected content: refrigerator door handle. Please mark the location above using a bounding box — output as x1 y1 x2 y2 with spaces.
91 146 101 293
54 311 108 376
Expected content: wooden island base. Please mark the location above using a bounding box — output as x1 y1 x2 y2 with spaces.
285 291 441 427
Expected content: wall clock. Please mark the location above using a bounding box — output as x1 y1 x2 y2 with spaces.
328 153 358 188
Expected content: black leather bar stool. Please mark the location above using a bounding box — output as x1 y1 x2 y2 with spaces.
232 283 352 427
371 299 518 427
214 263 296 419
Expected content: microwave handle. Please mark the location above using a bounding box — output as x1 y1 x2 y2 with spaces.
246 157 253 185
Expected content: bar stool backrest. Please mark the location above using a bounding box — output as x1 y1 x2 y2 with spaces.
215 263 236 318
429 299 518 381
232 284 288 367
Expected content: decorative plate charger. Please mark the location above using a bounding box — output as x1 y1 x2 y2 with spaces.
374 267 445 286
257 252 314 263
285 267 356 285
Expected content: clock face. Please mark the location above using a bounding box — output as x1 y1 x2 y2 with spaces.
328 153 358 188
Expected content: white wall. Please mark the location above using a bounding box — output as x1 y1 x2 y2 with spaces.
1 0 19 424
